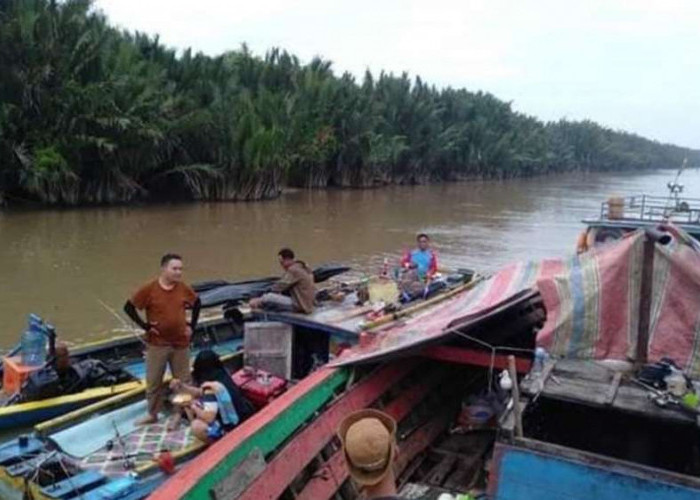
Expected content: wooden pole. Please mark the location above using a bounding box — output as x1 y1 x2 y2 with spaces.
636 228 671 368
636 235 654 368
508 355 523 438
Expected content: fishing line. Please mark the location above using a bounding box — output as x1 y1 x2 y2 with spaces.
96 298 147 346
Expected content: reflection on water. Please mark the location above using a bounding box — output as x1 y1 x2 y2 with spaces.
1 169 698 346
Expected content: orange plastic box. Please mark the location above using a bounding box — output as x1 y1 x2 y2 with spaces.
2 356 42 394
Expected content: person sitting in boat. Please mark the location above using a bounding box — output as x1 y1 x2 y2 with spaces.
400 233 438 280
249 248 316 314
397 233 439 301
338 409 402 499
169 350 253 443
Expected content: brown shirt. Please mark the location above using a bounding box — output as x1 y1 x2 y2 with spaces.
272 261 316 314
131 280 197 347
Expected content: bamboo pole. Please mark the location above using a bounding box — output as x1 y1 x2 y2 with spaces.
362 275 485 331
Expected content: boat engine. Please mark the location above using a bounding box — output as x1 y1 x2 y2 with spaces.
18 359 129 403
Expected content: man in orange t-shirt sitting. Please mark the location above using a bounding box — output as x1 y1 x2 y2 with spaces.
124 253 201 426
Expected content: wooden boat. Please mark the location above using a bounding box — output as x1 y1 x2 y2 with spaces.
0 268 481 499
148 349 535 499
143 269 543 500
0 317 242 431
581 170 700 248
0 349 246 500
0 264 355 432
491 358 700 500
143 225 700 500
0 319 350 500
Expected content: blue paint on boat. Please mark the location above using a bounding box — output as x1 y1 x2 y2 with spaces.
0 338 243 431
0 436 43 465
0 400 94 431
493 448 700 500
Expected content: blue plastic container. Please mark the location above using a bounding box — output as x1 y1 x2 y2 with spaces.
20 314 47 366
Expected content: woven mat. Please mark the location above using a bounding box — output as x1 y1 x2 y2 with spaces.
80 421 198 476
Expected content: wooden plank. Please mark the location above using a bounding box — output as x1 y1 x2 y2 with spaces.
421 345 532 374
395 412 453 476
425 454 457 486
527 371 695 424
236 361 418 500
441 433 494 491
296 449 347 500
294 368 448 500
301 412 452 500
508 356 523 438
605 372 623 405
210 448 266 500
636 236 655 367
152 366 349 500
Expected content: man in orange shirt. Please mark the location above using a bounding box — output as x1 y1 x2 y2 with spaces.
124 253 201 426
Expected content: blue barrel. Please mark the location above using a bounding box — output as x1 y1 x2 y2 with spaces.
21 314 47 366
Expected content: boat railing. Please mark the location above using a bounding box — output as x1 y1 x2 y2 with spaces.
599 195 700 225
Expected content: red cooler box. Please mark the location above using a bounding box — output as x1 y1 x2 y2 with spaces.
233 368 287 409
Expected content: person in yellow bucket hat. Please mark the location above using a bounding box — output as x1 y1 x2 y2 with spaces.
338 409 402 499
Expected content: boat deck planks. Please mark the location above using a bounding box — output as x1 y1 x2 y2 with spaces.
236 360 420 500
291 365 448 500
521 360 697 424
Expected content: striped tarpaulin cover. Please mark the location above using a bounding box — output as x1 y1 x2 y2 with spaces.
332 259 553 366
334 224 700 372
537 225 700 375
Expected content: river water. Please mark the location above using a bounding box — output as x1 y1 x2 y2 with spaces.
1 168 698 348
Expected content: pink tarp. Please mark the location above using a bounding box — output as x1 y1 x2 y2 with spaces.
537 225 700 375
335 225 700 375
332 260 550 366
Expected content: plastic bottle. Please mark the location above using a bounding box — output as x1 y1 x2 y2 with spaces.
21 314 47 366
532 347 547 376
381 258 389 277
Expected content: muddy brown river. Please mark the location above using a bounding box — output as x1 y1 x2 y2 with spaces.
1 169 698 348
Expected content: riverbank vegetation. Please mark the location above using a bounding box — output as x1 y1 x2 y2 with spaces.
1 0 698 206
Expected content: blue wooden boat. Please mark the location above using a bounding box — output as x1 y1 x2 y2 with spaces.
0 317 243 431
489 359 700 500
0 264 357 432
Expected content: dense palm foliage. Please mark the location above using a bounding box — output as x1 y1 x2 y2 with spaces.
1 0 697 206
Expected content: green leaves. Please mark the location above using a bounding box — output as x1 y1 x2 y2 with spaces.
0 0 697 206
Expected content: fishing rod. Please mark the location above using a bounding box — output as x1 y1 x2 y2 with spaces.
108 420 135 469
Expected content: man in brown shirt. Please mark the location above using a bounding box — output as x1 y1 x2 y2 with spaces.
250 248 316 314
124 253 201 426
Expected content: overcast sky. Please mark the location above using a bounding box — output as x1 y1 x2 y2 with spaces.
95 0 700 149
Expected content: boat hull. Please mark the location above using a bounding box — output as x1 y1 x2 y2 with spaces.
489 440 700 500
0 381 142 430
0 317 242 431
